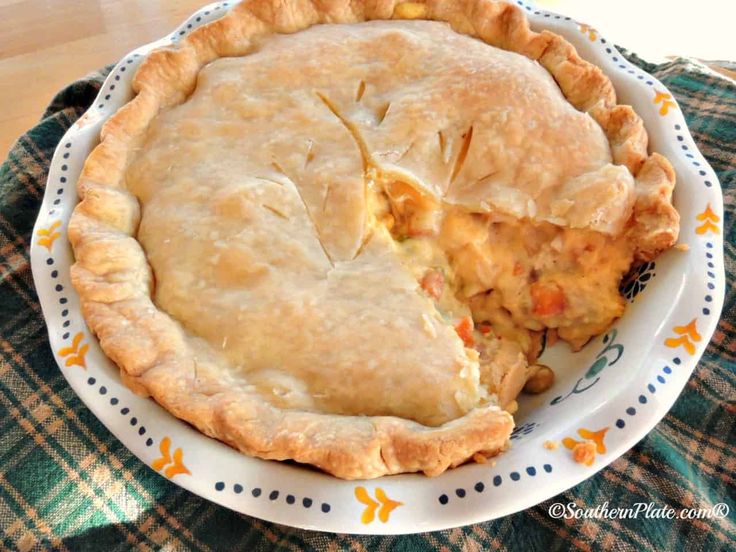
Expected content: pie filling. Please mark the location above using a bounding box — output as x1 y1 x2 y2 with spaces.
368 173 635 410
125 20 645 429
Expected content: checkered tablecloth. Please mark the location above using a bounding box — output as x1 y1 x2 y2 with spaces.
0 52 734 550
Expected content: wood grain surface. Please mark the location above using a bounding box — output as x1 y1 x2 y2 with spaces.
0 0 204 156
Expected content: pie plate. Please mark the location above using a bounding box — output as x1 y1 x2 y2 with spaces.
30 0 725 534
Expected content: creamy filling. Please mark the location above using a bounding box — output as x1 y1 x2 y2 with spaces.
368 174 636 408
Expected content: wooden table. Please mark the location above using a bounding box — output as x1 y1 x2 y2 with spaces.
1 0 733 157
0 0 204 156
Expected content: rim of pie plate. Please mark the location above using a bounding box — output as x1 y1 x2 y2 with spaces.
30 0 725 534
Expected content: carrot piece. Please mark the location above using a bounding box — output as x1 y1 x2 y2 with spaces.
530 282 566 317
420 269 444 300
477 323 493 335
454 316 475 347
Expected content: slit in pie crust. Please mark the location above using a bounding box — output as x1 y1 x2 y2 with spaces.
69 0 679 479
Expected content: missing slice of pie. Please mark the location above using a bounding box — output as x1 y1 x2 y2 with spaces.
68 0 679 479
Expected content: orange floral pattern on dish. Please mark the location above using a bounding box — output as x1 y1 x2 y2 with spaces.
664 319 701 355
695 204 720 235
653 90 677 115
37 220 61 251
563 427 609 466
75 111 100 130
355 486 403 524
58 332 89 368
578 23 597 41
152 437 191 478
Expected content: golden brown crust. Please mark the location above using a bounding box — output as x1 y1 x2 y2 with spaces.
69 0 677 479
629 153 679 260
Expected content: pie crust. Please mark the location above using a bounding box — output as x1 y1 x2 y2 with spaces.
68 0 679 479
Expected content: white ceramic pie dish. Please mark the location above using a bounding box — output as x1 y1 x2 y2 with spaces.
31 0 725 534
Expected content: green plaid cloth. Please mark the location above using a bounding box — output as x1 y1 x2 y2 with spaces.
1 52 734 551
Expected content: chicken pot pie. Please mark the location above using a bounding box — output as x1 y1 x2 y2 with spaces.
69 0 679 479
